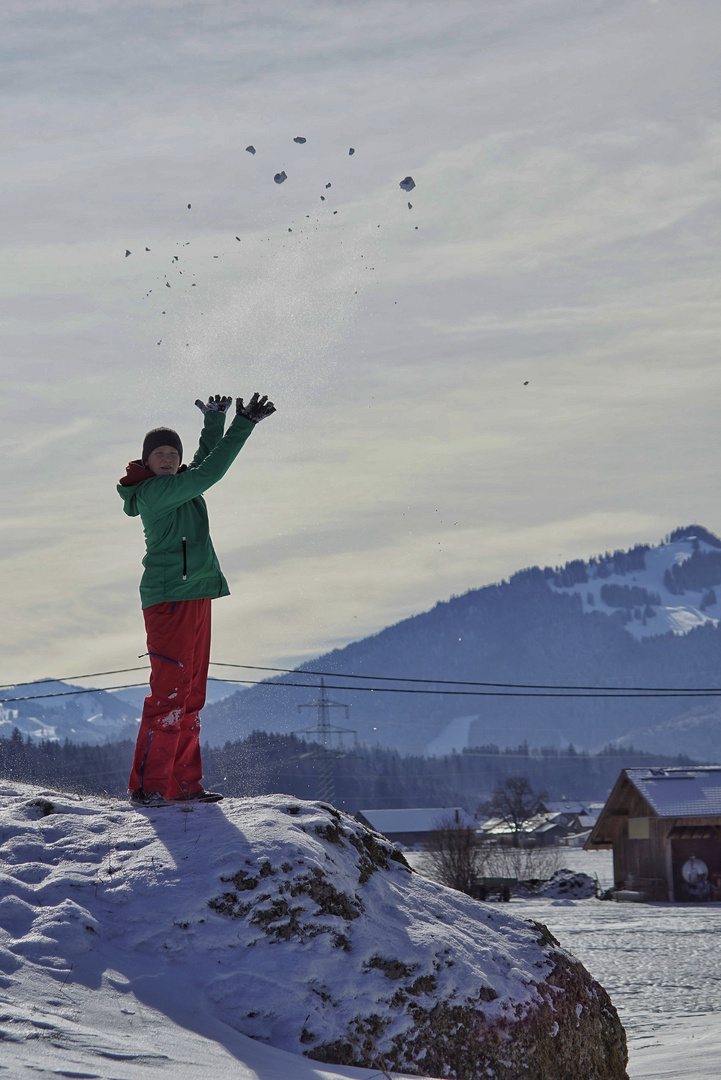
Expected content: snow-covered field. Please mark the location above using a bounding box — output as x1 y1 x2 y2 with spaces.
1 790 719 1080
504 850 721 1080
512 894 721 1080
409 846 721 1079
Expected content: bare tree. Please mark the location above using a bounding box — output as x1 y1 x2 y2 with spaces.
482 776 547 848
484 843 561 883
421 815 488 896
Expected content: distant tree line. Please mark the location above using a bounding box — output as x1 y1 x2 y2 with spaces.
0 727 698 814
545 544 650 588
664 550 721 595
599 584 661 609
0 729 134 795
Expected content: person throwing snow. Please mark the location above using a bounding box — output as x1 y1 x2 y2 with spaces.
118 392 275 807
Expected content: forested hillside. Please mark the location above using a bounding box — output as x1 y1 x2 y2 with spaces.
203 528 721 759
7 528 721 761
0 728 694 813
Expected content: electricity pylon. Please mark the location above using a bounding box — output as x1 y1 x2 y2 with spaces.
295 678 356 806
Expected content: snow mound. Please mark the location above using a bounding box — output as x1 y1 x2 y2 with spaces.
0 784 627 1080
538 869 598 900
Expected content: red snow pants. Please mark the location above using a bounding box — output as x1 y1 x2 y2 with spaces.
129 598 212 799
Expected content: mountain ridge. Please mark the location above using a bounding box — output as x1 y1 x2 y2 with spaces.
204 525 721 760
6 526 721 761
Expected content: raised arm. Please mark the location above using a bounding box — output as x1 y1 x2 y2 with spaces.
189 395 233 467
138 393 275 517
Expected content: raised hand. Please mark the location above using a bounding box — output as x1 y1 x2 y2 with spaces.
236 393 276 423
195 394 233 414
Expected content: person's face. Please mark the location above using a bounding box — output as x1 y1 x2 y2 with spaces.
146 445 180 476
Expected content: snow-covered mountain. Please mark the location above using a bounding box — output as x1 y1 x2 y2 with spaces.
204 526 721 760
8 527 721 760
546 525 721 641
0 679 241 746
0 680 140 745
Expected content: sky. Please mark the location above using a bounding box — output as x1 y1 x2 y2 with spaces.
2 0 720 687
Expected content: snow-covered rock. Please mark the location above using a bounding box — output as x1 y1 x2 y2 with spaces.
538 869 598 900
0 784 627 1080
514 869 598 900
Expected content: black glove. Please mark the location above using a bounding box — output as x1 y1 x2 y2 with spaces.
195 394 233 414
236 393 276 423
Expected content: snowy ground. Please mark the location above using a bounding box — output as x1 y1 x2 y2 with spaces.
2 791 719 1080
0 785 443 1080
415 848 721 1080
512 894 721 1080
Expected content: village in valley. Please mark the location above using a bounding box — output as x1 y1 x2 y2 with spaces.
359 765 721 905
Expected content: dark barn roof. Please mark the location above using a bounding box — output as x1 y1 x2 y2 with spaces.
627 766 721 818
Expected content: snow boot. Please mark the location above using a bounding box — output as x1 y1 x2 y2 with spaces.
178 789 224 803
130 789 170 808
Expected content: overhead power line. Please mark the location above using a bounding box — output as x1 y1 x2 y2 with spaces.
4 658 721 705
0 683 150 704
208 660 721 695
7 660 721 696
0 666 149 692
205 677 721 699
5 676 721 705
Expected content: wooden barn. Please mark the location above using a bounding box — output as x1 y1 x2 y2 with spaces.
585 766 721 902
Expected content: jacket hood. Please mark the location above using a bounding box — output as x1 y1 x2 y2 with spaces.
117 461 151 517
118 459 188 487
119 460 154 487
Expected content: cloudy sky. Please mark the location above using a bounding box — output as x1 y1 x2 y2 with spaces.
2 0 720 688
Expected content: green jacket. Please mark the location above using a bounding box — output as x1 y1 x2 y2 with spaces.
117 412 254 608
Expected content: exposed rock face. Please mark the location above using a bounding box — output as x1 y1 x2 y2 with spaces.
203 797 627 1080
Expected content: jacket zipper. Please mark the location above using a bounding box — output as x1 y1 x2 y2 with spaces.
182 537 187 580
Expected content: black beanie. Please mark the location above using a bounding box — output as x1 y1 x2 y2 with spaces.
142 427 183 465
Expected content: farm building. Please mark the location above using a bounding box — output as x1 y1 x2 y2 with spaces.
585 766 721 902
355 807 475 848
478 801 601 848
478 813 567 847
